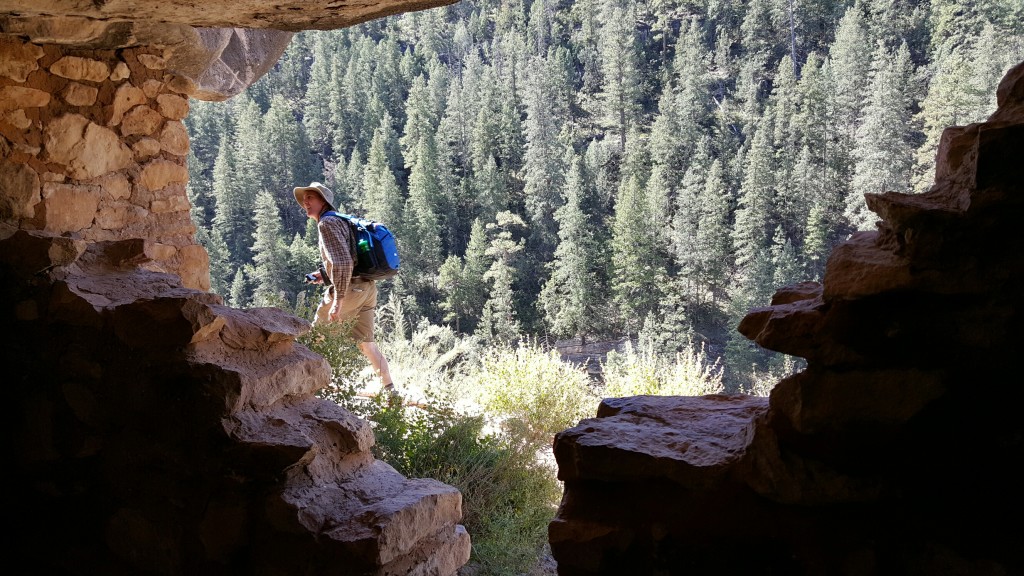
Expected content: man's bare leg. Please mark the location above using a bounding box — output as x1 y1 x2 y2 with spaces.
358 341 393 390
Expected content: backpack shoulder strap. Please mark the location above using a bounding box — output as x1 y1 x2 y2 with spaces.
321 211 358 257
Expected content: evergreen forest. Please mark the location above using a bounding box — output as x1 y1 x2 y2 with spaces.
185 0 1024 390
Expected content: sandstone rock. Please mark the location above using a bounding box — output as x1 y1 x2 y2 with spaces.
555 395 768 485
120 104 164 137
49 55 110 82
150 194 190 214
0 0 460 33
137 53 167 70
94 199 144 229
12 141 39 155
769 368 947 434
132 137 162 159
44 113 133 179
40 181 101 232
93 172 131 200
0 158 40 219
176 243 210 291
552 62 1024 576
163 73 197 96
0 85 50 112
108 83 147 126
139 158 188 191
0 37 44 82
0 227 86 274
61 81 99 106
174 28 295 101
158 120 189 156
110 61 130 81
2 108 31 129
140 79 164 98
156 93 188 119
146 241 176 261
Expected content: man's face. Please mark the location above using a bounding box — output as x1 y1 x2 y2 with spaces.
303 190 325 220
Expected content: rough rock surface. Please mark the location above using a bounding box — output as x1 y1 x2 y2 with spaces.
1 37 209 288
4 231 471 575
549 61 1024 575
1 7 472 575
0 0 457 100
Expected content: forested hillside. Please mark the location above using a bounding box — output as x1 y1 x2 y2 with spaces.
185 0 1023 389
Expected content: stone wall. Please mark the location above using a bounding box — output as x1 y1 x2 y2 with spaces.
3 34 471 576
0 36 209 290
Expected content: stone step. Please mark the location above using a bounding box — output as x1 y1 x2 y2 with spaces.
225 396 375 481
263 459 469 574
554 394 768 486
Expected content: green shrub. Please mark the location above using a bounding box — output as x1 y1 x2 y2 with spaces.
311 314 565 575
299 316 367 411
601 338 725 398
368 396 560 576
468 341 600 449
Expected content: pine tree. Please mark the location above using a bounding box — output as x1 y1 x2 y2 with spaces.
477 211 526 344
402 133 444 274
522 53 569 254
250 190 290 307
186 148 213 230
737 121 774 280
460 218 492 334
400 74 438 169
338 35 375 158
210 138 251 265
693 158 733 313
362 113 405 226
438 255 468 331
610 162 661 335
231 95 266 208
198 226 232 299
263 94 320 235
184 99 229 176
538 153 603 341
669 149 708 301
229 268 251 309
849 41 914 230
343 148 365 212
829 3 872 171
287 231 320 309
303 33 337 160
596 0 642 151
771 225 803 288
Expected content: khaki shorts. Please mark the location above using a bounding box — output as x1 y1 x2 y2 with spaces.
313 279 377 342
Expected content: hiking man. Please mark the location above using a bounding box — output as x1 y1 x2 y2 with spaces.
294 181 396 398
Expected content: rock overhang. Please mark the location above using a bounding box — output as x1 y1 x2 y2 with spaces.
0 0 459 100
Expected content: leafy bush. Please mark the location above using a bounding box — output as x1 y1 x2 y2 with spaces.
601 338 725 398
468 341 601 449
359 392 560 576
311 311 566 575
294 294 367 411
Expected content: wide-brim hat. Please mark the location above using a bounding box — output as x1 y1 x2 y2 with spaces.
293 182 335 210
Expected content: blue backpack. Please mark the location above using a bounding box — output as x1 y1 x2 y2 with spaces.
323 211 400 281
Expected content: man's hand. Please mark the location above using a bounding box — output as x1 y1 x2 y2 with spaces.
305 270 323 284
329 301 342 322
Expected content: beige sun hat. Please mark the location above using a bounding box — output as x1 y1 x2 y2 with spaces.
293 182 336 210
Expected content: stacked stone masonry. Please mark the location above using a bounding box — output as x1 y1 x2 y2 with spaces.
0 36 208 290
3 33 471 576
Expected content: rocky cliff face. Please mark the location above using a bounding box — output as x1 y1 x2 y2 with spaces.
549 61 1024 575
1 1 469 575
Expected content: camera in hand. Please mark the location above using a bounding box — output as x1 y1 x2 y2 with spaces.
304 273 317 283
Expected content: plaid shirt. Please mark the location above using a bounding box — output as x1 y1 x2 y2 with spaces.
317 209 354 303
